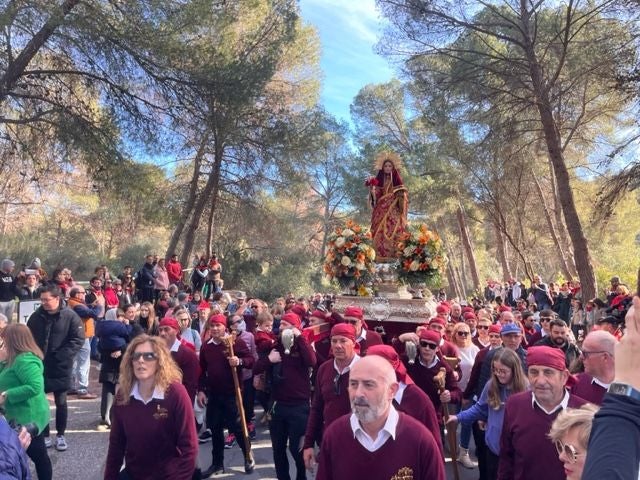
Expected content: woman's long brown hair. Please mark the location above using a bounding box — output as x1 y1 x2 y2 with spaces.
487 348 528 410
1 324 44 365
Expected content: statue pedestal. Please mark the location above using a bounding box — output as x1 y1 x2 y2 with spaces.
374 261 412 299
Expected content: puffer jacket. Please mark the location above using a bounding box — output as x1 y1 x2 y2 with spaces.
0 415 30 480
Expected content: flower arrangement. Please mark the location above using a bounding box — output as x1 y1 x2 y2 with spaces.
396 224 448 287
323 219 376 290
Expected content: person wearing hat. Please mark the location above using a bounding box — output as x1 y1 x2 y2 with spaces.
228 291 247 315
367 344 444 458
426 317 460 358
606 275 621 305
303 323 360 471
315 356 445 480
0 259 17 322
343 306 383 356
498 346 588 480
197 314 255 476
254 312 316 480
158 317 199 403
403 329 461 422
306 309 339 365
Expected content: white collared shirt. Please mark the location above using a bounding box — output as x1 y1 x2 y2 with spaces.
131 382 165 405
394 381 408 405
592 376 611 390
170 338 181 353
419 355 439 369
356 328 368 343
350 405 399 452
334 354 360 375
531 389 570 415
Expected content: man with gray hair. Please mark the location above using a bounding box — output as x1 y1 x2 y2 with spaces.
571 330 616 405
0 259 17 321
316 355 445 480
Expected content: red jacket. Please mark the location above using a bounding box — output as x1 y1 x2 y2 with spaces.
166 260 183 284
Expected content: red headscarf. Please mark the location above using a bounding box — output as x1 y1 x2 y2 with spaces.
330 323 356 343
367 344 414 385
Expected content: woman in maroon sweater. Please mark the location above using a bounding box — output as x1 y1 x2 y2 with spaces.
104 335 198 480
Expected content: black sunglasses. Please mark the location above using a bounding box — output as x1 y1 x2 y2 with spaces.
131 352 158 362
419 341 438 350
477 325 490 330
457 331 470 337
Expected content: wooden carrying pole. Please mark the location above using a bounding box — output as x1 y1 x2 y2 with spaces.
226 334 253 465
434 367 460 480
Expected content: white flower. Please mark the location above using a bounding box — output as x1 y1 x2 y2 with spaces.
409 260 420 271
355 262 366 270
403 246 415 256
341 256 352 266
342 228 354 237
335 237 345 248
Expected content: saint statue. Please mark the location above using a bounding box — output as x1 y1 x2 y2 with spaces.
368 152 408 261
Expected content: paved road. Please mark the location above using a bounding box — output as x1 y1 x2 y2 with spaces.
41 361 477 479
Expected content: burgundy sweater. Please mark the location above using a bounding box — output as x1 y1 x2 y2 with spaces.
105 382 198 480
570 373 606 405
198 336 254 396
405 356 461 418
356 329 383 356
498 391 588 480
316 412 445 480
171 344 200 403
395 383 444 457
254 334 316 404
303 357 355 449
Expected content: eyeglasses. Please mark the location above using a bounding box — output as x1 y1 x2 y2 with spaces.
333 373 342 395
131 352 158 362
419 341 438 350
540 316 553 321
477 325 490 330
581 350 609 359
345 319 359 325
492 368 510 376
158 326 174 333
555 440 584 463
488 334 501 339
456 331 470 337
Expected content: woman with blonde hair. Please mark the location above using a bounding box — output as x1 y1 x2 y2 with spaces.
0 324 52 479
549 404 599 480
448 348 528 479
137 301 158 336
104 335 198 479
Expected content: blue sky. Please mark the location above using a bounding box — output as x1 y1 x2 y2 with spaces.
299 0 396 124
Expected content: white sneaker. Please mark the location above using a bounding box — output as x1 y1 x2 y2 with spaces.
458 448 477 469
44 436 52 448
55 435 68 451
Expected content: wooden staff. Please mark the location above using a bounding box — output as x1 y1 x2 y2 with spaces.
226 333 253 466
434 367 460 480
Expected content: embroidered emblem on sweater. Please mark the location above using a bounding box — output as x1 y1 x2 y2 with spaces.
153 405 168 420
390 466 413 480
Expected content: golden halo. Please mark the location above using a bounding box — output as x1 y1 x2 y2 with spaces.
374 151 403 172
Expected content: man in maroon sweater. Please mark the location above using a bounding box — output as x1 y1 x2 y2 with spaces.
343 305 383 356
158 317 200 403
303 323 360 470
254 312 316 480
367 344 444 457
571 330 616 405
197 314 255 476
316 355 445 480
498 346 588 480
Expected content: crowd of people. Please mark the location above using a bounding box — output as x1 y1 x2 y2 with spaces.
0 253 639 480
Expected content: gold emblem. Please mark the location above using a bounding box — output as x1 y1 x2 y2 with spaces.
153 404 169 420
390 467 413 480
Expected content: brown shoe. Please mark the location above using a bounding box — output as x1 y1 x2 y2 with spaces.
76 391 98 400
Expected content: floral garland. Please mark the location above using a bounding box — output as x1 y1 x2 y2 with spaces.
396 223 448 287
323 220 376 287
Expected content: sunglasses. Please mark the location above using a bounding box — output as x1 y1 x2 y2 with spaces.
419 341 438 350
540 316 553 321
333 373 342 395
345 319 359 325
477 325 490 330
456 331 470 337
131 351 158 362
555 440 584 463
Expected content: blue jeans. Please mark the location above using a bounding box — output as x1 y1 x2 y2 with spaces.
458 401 474 449
72 338 91 391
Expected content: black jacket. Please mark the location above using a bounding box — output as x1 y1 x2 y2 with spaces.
27 306 84 392
534 336 581 369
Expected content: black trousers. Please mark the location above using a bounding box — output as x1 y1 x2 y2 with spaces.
206 393 249 467
269 402 309 480
486 448 500 480
473 420 488 480
27 432 52 480
242 377 255 423
42 389 67 436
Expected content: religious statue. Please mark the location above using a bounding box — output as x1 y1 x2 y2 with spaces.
367 152 408 261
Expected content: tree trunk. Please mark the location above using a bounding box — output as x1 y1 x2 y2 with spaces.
446 261 463 299
494 221 512 281
165 134 208 259
456 202 481 292
180 146 223 267
520 3 597 300
205 201 216 259
531 173 574 280
0 0 81 105
548 160 578 277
